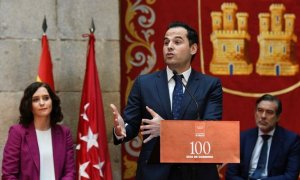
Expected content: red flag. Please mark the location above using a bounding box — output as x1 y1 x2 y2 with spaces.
37 34 55 91
76 33 113 180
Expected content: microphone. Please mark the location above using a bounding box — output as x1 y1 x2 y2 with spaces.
173 70 200 120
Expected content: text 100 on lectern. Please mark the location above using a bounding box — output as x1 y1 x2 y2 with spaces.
160 120 240 163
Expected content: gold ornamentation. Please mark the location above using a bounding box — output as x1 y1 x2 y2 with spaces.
256 4 298 76
210 3 252 75
123 155 137 179
123 133 143 179
124 0 158 100
123 0 157 178
223 81 300 97
124 0 157 75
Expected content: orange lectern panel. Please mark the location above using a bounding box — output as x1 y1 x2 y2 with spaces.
160 120 240 163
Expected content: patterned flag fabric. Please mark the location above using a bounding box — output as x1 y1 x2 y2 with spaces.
37 34 55 90
76 33 112 180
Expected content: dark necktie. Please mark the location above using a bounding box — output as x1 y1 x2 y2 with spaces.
250 135 271 179
172 75 184 120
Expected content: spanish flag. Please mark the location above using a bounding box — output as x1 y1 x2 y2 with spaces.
37 34 55 91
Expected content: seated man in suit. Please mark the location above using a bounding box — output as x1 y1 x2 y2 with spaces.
226 94 300 180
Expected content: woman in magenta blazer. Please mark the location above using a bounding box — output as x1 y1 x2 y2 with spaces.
2 82 75 180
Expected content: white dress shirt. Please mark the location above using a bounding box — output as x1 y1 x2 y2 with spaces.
36 128 55 180
166 66 191 110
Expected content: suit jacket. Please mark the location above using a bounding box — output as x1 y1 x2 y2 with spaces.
226 126 300 180
114 69 223 180
2 123 75 180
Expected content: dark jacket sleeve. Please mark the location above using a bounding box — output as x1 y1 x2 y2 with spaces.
113 75 144 144
225 163 245 180
202 77 223 120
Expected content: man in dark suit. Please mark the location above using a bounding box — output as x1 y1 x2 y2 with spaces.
226 94 300 180
110 21 223 180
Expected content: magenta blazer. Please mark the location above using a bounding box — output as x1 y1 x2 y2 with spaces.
2 123 75 180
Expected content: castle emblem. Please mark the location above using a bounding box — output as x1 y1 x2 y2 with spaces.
256 4 298 76
210 3 252 75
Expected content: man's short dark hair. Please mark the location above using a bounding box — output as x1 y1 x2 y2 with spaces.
167 21 199 46
256 94 282 116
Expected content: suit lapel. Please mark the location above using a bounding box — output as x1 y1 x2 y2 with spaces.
179 70 200 119
25 123 40 171
155 70 173 120
267 127 282 172
244 129 258 172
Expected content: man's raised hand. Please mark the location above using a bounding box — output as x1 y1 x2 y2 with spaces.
110 104 126 138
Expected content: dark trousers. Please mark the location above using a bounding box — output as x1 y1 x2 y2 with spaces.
168 164 220 180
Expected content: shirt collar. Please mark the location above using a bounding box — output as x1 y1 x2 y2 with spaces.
166 66 192 82
258 127 275 137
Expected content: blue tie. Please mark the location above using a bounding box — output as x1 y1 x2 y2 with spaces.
172 75 184 120
250 135 271 179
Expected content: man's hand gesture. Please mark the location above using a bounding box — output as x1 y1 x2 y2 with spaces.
110 104 126 138
140 106 164 143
